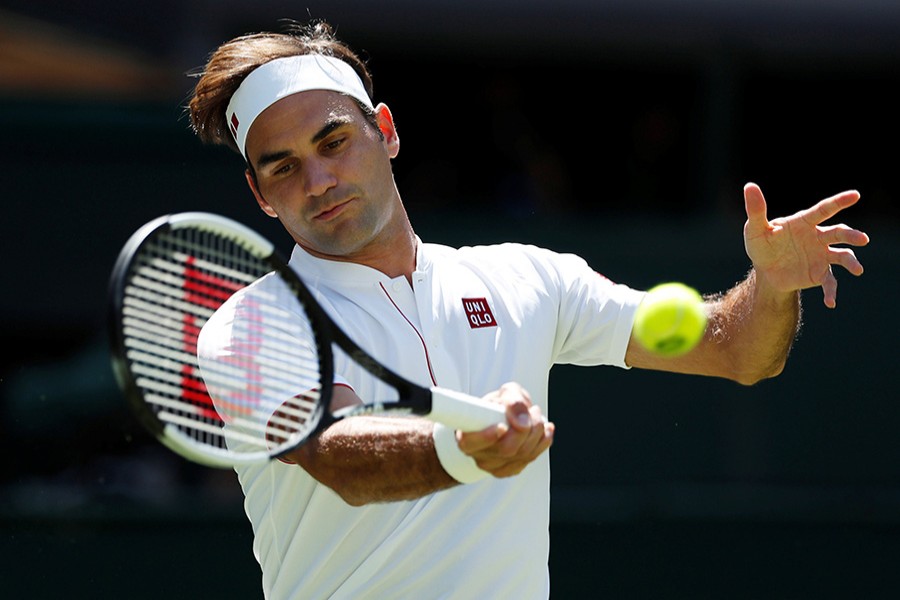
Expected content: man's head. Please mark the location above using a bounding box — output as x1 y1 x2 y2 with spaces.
188 21 377 158
188 21 411 269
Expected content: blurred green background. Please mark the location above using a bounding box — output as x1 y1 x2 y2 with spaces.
1 2 897 598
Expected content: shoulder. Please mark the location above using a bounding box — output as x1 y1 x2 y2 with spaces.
422 240 641 310
424 241 582 270
423 241 598 287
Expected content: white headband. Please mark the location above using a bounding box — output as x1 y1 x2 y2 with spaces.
225 54 374 160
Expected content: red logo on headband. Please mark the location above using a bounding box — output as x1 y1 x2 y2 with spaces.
229 113 240 138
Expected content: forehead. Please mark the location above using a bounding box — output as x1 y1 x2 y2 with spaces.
244 90 362 159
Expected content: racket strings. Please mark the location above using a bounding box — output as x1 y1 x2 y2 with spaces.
121 227 325 455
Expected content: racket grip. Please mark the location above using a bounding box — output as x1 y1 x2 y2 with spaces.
429 387 508 432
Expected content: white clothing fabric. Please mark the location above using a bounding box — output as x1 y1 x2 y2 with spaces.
198 239 644 599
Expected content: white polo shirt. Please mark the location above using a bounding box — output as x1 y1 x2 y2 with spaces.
200 239 644 600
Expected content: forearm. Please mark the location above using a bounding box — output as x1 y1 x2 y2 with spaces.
285 416 458 506
706 268 801 385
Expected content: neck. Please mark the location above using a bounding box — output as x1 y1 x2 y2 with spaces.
360 226 418 283
298 222 418 282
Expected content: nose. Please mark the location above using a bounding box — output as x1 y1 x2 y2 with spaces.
303 158 337 198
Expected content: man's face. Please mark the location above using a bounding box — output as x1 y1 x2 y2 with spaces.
244 90 401 262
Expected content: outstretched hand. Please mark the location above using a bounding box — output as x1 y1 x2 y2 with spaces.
743 182 869 308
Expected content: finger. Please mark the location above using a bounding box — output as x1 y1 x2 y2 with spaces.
818 224 871 247
456 423 509 454
505 406 548 458
799 190 861 225
829 246 865 276
499 382 534 431
460 382 532 453
821 267 838 309
486 422 555 478
526 414 554 456
479 404 549 462
743 182 770 235
491 409 543 458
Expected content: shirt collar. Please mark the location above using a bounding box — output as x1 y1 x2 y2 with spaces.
287 237 428 287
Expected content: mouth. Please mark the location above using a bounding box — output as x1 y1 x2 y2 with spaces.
313 197 355 221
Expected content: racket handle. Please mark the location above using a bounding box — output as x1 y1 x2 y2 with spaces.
429 387 508 432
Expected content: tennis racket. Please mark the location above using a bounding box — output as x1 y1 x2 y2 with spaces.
108 212 507 468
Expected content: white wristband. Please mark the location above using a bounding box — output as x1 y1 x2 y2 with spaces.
432 423 491 484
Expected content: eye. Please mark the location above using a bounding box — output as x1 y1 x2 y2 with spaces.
322 136 347 152
273 162 294 176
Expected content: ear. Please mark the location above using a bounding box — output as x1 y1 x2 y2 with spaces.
374 103 399 159
245 169 278 218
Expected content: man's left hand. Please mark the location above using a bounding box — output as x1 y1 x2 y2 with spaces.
743 182 870 308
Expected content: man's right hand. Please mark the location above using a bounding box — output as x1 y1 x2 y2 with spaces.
456 382 555 478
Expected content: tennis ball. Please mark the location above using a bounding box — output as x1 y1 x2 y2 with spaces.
633 282 707 357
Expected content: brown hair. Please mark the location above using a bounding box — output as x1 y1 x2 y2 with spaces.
187 20 375 154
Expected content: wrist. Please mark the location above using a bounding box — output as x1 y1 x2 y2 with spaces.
749 267 801 308
432 423 491 484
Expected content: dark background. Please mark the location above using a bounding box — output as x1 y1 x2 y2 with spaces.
1 2 897 598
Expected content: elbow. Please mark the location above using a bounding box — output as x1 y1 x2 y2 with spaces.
336 490 370 507
731 358 788 386
328 473 385 506
312 473 374 506
312 471 375 507
287 449 376 507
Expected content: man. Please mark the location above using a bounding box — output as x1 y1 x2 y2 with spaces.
189 21 869 599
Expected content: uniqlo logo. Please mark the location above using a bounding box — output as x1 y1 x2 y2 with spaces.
462 297 497 329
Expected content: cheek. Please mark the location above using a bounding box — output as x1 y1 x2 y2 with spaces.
259 175 302 207
357 150 394 190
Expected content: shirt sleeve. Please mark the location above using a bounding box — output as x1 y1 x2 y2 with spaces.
529 248 645 368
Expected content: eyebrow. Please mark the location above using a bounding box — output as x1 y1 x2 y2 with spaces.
254 115 354 171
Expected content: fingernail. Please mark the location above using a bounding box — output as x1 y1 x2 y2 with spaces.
516 413 530 427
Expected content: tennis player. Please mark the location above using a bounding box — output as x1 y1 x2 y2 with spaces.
188 21 869 599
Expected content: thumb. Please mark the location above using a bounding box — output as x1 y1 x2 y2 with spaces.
743 182 770 234
498 382 533 430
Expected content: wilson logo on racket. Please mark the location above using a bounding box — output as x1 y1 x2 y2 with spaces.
462 298 497 329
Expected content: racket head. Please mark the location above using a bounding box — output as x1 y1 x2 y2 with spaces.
108 212 335 467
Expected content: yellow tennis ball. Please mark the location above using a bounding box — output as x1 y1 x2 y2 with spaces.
633 283 707 357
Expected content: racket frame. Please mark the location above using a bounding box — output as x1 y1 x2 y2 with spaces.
108 213 336 466
109 212 505 468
